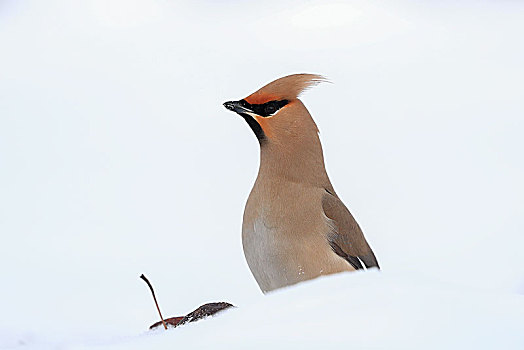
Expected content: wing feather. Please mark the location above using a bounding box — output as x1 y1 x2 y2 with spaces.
322 190 380 269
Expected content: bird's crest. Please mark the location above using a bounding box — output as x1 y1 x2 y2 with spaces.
245 73 327 104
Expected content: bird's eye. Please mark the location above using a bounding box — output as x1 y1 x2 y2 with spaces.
240 100 249 108
265 104 276 115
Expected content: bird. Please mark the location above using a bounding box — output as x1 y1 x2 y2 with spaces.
223 74 379 293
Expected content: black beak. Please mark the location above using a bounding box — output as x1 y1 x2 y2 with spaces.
223 101 236 111
223 100 265 142
223 100 252 115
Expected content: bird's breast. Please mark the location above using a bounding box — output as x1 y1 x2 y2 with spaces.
241 182 351 292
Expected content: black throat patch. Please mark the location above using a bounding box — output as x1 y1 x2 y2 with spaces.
239 112 266 143
238 99 289 143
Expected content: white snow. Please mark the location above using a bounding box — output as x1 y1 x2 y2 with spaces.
1 0 524 349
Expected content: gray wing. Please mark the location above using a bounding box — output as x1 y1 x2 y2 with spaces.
322 189 380 270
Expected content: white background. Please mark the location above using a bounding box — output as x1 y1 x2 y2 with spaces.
1 0 523 348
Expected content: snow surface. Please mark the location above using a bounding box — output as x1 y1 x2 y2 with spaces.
1 0 524 349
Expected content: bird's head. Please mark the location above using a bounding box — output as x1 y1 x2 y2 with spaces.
223 74 326 144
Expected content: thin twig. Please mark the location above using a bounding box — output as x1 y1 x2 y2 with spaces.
140 274 167 330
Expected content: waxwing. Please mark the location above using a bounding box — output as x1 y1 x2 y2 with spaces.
224 74 379 293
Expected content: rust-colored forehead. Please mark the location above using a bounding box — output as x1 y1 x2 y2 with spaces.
243 73 326 105
244 93 282 105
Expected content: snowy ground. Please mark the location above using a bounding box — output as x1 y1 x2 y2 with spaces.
76 272 524 350
1 0 523 349
4 272 524 349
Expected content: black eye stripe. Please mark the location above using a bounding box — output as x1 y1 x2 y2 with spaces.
240 99 289 117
